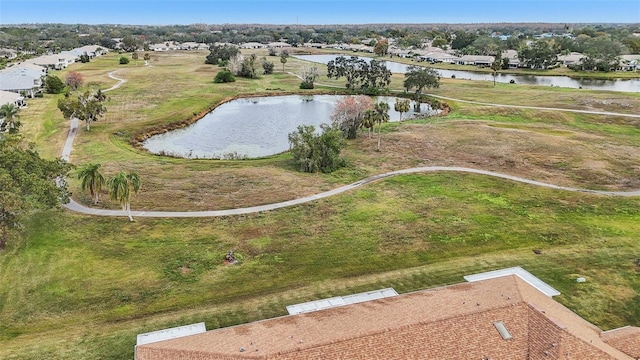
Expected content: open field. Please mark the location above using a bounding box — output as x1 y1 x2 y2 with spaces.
2 49 640 359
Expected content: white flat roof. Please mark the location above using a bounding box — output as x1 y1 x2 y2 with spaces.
464 266 561 297
136 322 206 346
286 288 398 315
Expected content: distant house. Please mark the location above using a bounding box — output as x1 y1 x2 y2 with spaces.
0 90 26 108
558 52 585 66
4 62 47 76
619 55 640 71
178 42 208 50
26 53 76 70
458 55 495 67
267 41 290 48
501 49 521 68
0 48 18 60
420 52 461 64
239 42 267 49
150 42 178 51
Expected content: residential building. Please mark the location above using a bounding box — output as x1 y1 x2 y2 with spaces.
135 268 639 360
0 71 42 97
0 90 26 108
458 55 495 67
558 52 585 67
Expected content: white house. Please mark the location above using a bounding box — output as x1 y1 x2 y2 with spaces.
0 90 26 108
267 41 290 48
239 42 267 49
458 55 495 67
178 42 208 50
420 52 461 64
0 72 42 97
558 52 585 66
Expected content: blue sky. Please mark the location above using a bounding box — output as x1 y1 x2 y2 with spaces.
1 0 639 25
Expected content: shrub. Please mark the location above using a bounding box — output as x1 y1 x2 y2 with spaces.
288 124 345 173
214 68 236 83
119 56 130 64
44 75 65 94
299 81 314 89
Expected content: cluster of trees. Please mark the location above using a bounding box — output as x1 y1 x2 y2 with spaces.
0 127 72 251
327 55 391 94
288 125 345 173
77 163 141 222
205 44 240 66
57 90 107 131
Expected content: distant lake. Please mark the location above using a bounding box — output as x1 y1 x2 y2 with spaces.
294 54 640 93
143 95 438 159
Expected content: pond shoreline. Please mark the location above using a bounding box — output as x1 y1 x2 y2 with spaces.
130 90 449 158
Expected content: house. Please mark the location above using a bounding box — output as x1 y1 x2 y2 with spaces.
267 42 290 48
458 55 495 67
239 42 267 49
150 42 178 51
3 62 47 77
619 55 640 71
26 53 76 70
0 71 42 97
0 90 26 108
558 52 585 67
134 267 640 360
419 51 461 64
0 48 18 60
76 45 107 56
501 49 521 68
178 42 208 50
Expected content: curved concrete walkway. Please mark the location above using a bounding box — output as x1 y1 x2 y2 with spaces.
62 70 640 218
65 166 640 218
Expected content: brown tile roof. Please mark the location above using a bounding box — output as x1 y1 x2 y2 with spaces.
602 326 640 359
136 275 636 360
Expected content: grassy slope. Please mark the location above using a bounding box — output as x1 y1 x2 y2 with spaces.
1 49 639 359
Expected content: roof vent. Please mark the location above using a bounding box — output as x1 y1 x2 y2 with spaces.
494 321 513 340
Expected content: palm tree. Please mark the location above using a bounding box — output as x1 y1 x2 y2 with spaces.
78 163 105 205
361 109 376 138
394 98 410 122
0 103 20 133
107 171 141 221
374 102 390 151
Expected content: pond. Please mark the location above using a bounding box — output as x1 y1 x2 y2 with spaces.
143 95 438 159
294 54 640 93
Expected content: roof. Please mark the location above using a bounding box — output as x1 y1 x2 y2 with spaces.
5 62 47 74
0 72 40 91
602 326 640 359
135 274 637 360
0 90 24 107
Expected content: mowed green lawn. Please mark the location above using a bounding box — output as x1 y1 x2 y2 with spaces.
1 50 639 359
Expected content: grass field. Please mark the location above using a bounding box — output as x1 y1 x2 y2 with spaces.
1 49 639 359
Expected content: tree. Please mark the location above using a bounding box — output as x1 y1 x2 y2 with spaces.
451 30 478 50
403 65 440 111
131 51 139 64
361 109 376 138
44 75 65 94
143 53 151 61
79 52 90 63
330 95 374 139
77 163 105 205
490 53 502 87
205 44 239 66
262 57 274 74
57 90 107 131
519 40 559 69
65 71 83 90
288 124 345 173
373 101 390 150
327 55 367 91
327 56 391 93
119 56 130 65
374 38 389 56
107 171 141 222
299 66 319 89
280 51 289 73
394 98 410 122
214 68 236 83
0 103 21 133
0 135 71 250
581 36 623 72
237 54 259 78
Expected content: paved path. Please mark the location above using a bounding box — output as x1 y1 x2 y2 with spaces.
64 166 640 218
60 71 126 162
61 70 640 219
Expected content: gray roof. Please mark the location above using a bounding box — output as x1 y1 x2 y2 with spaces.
0 90 24 107
0 72 40 91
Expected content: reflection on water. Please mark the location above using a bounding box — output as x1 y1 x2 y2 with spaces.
143 95 437 159
294 54 640 93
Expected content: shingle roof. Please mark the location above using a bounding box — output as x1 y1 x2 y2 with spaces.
602 326 640 359
135 275 637 360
